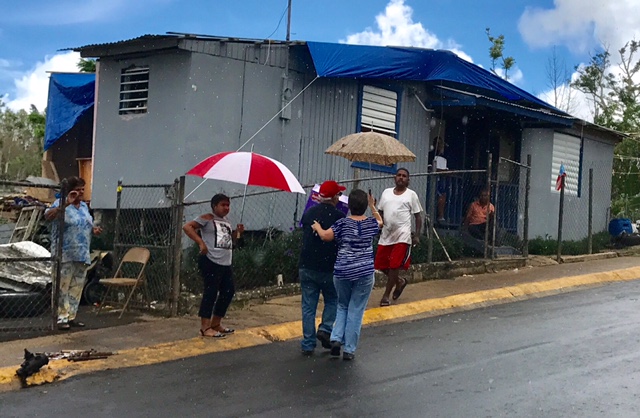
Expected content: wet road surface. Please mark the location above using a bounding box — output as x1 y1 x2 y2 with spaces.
3 281 640 417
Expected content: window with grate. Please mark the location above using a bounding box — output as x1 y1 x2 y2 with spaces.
119 66 149 115
550 132 582 197
360 85 397 136
353 85 399 173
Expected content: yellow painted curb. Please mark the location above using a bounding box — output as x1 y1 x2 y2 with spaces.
2 265 640 391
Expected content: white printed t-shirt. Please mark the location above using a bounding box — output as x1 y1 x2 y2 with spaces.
194 214 233 266
377 188 423 245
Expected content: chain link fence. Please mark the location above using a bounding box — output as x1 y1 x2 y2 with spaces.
111 180 182 316
552 160 614 260
106 155 619 316
0 180 61 337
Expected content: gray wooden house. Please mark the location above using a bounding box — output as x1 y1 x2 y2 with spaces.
73 34 622 240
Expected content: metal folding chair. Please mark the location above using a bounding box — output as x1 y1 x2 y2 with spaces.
96 247 150 319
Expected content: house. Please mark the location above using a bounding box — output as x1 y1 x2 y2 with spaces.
72 34 623 241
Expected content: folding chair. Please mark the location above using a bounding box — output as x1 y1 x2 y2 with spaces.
96 247 151 319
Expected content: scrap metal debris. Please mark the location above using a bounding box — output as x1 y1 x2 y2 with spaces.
44 349 114 362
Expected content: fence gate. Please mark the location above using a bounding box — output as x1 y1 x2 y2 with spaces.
493 155 531 258
113 179 183 316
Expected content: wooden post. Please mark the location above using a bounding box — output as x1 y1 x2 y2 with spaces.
170 176 185 317
51 179 68 330
523 154 531 258
588 168 594 254
557 176 565 263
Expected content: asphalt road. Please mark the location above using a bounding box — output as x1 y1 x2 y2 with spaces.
3 281 640 417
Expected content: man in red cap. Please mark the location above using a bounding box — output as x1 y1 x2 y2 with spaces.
298 180 346 355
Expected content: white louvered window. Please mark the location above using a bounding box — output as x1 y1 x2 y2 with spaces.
550 132 581 196
119 66 149 115
360 85 397 136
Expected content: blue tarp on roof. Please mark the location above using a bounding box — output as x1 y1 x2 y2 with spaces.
306 42 564 114
44 73 95 151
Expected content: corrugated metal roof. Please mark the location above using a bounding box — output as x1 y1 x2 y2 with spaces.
64 33 293 52
61 34 172 51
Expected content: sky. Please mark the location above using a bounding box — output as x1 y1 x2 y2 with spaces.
1 0 640 120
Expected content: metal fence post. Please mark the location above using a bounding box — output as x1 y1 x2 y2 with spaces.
51 179 68 330
523 154 531 258
427 171 436 263
484 152 492 259
588 168 593 254
113 180 123 257
557 175 565 262
492 159 501 259
170 176 185 317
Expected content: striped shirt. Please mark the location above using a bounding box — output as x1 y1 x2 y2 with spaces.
331 217 380 280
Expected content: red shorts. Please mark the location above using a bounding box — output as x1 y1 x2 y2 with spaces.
374 243 411 271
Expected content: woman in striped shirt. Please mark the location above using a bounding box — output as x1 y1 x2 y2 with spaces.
312 189 383 360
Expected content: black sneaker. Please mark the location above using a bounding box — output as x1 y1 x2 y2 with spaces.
343 352 355 361
316 330 332 349
301 350 314 357
330 341 341 358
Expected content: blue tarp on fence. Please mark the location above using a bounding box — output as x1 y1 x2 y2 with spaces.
44 73 95 151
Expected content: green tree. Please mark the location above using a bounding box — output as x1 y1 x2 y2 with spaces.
486 28 515 80
0 100 45 180
77 58 96 73
571 41 640 211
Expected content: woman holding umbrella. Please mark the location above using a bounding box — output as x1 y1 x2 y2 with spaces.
312 189 383 360
183 194 244 338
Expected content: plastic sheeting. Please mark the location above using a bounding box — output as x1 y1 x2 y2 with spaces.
0 242 51 291
306 42 561 113
44 73 95 151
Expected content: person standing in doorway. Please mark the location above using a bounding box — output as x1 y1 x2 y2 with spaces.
298 180 346 355
312 189 382 360
45 176 102 330
183 194 244 338
374 168 423 307
430 137 449 223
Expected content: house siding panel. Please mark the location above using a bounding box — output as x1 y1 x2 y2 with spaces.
521 128 613 240
91 51 191 209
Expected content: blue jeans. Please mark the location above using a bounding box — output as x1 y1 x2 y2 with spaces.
330 275 375 355
299 268 338 351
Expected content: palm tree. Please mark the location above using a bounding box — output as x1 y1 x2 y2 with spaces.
77 58 96 73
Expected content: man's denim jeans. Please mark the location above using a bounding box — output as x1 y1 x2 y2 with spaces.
330 274 375 355
299 268 338 351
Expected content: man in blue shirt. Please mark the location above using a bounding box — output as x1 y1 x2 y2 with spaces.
298 180 346 355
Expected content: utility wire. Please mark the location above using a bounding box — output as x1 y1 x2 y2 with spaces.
266 2 290 39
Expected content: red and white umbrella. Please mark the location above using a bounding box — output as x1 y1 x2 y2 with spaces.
186 151 306 194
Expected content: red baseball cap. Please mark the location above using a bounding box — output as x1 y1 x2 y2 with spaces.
319 180 346 198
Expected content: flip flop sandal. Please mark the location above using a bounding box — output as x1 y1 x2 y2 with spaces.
392 279 408 301
380 298 391 307
216 327 235 334
199 327 226 338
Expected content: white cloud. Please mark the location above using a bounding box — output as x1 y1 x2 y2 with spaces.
538 84 593 120
341 0 474 62
493 67 525 86
6 51 81 112
518 0 640 54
